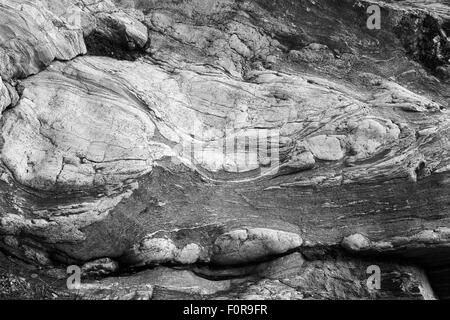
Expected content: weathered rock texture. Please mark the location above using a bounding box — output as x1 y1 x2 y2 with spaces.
1 0 450 300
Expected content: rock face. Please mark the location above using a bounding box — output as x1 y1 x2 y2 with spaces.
0 0 450 300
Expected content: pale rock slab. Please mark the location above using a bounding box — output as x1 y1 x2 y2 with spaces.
212 228 303 265
0 0 86 80
306 135 344 161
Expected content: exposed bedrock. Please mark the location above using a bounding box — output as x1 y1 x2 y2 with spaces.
0 0 450 299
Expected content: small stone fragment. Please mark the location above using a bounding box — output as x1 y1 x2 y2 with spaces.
307 135 344 161
341 234 371 252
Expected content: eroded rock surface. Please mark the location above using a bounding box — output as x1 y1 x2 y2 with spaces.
1 0 450 300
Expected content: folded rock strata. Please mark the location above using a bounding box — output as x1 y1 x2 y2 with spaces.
1 0 450 299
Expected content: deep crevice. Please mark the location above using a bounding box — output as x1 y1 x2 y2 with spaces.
394 14 450 79
84 31 146 61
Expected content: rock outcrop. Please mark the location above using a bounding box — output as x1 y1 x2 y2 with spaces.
0 0 450 300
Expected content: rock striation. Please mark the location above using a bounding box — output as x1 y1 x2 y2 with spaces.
1 0 450 299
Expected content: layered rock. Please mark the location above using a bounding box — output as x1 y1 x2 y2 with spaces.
0 0 450 300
